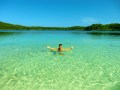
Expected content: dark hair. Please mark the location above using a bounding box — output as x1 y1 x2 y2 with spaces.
59 44 62 47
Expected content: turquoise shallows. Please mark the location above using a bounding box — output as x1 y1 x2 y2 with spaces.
0 30 120 90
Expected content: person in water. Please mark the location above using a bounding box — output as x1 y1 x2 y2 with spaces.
47 44 73 51
47 44 73 55
58 44 63 52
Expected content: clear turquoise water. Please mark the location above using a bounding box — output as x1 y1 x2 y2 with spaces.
0 30 120 90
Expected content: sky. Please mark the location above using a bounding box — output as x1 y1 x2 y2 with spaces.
0 0 120 27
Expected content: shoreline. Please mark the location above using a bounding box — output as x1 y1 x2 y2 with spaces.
0 21 120 31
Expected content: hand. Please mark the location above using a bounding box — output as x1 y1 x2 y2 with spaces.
47 46 51 48
71 46 74 49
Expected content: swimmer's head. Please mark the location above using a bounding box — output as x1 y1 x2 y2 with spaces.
58 44 62 51
59 44 62 47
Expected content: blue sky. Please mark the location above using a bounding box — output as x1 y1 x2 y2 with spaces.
0 0 120 26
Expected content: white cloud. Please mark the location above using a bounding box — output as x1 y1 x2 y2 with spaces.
81 17 98 23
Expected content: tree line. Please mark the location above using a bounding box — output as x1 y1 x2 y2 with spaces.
0 21 120 30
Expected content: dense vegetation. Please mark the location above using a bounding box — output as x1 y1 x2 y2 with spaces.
0 21 120 30
85 24 120 30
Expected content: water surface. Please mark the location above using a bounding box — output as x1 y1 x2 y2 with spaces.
0 30 120 90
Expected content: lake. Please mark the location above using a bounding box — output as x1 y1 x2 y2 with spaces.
0 30 120 90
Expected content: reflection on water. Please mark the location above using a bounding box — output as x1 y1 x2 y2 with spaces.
0 32 22 36
70 31 85 35
60 30 120 36
0 30 120 36
87 31 120 36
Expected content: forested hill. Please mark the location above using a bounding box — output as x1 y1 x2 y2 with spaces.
0 21 120 30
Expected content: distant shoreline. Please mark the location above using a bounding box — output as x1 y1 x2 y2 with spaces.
0 21 120 31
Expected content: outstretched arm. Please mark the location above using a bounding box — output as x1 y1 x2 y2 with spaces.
47 46 57 50
63 46 73 51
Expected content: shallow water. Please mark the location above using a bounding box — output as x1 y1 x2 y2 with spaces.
0 30 120 90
